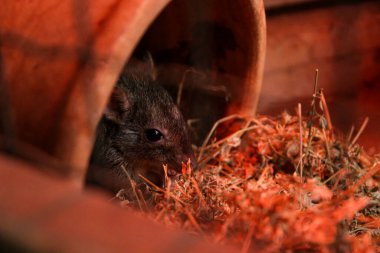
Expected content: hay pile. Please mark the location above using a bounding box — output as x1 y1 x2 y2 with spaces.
118 87 380 252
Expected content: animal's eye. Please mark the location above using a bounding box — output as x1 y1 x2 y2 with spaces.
145 129 164 142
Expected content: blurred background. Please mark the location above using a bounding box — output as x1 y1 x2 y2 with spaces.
261 0 380 153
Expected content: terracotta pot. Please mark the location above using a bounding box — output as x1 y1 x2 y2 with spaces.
0 0 265 181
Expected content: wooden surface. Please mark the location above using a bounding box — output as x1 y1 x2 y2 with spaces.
258 1 380 151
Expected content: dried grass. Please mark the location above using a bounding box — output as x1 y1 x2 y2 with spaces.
117 77 380 252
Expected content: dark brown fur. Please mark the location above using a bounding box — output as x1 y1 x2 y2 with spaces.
86 62 195 193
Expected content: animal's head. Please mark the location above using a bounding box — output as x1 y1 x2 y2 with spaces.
102 70 195 187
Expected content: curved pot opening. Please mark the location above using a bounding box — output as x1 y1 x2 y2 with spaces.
126 0 260 144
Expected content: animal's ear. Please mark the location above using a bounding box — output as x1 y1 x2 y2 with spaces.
125 53 157 80
104 87 130 123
